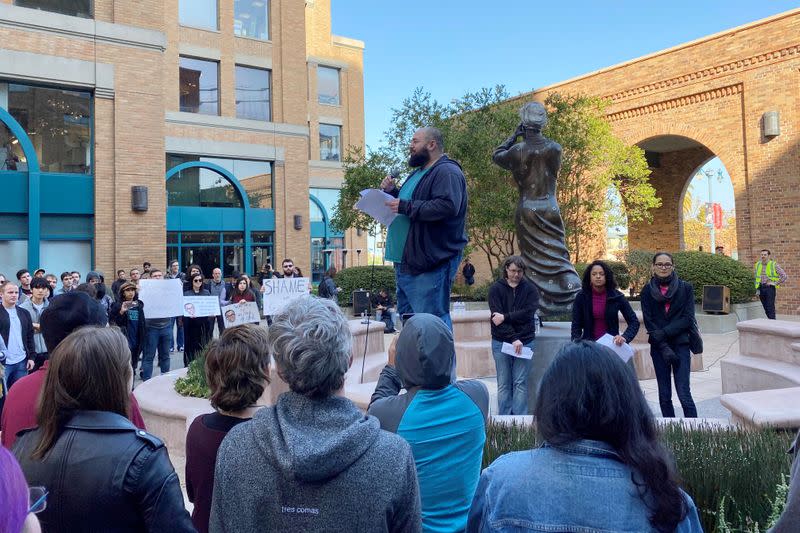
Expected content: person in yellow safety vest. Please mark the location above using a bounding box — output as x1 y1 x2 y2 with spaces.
754 249 788 320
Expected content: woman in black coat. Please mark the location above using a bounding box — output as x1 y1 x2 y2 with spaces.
109 281 146 372
640 251 697 418
12 326 194 532
571 260 639 344
183 273 214 366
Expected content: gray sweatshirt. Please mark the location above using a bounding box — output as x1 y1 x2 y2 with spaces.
209 391 422 533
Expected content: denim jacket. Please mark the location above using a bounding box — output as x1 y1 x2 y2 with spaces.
467 440 703 533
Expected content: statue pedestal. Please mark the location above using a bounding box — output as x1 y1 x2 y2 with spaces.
528 322 572 412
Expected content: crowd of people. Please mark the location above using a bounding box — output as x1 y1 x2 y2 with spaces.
0 248 799 532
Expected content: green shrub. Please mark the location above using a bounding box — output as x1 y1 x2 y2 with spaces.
574 260 631 291
334 266 396 307
623 249 655 297
483 421 794 532
672 251 756 304
453 280 492 302
174 354 211 399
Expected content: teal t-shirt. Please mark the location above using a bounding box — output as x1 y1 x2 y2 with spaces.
384 168 429 263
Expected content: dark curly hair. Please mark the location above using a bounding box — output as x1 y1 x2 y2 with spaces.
205 324 271 412
581 260 617 292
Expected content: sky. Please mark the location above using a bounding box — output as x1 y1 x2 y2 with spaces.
330 1 798 213
332 1 799 152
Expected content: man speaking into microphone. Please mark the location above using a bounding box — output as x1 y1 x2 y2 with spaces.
382 127 467 330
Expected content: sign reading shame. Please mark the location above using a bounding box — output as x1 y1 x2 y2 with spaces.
138 279 184 319
183 296 221 318
262 277 310 315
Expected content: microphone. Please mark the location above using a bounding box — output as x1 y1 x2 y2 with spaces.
389 168 402 187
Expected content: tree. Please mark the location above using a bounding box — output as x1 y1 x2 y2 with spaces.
332 87 660 267
542 93 659 261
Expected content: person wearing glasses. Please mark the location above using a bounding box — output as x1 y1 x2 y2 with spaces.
183 274 214 367
12 327 194 532
640 252 697 418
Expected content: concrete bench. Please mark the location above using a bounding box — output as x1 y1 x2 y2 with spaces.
453 310 493 378
720 387 800 428
738 319 800 365
721 355 800 394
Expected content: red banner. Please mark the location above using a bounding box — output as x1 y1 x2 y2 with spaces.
713 203 723 230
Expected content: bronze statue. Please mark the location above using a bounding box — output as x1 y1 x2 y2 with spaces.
493 102 580 315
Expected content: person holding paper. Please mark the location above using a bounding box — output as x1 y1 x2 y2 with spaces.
382 127 468 330
183 273 214 366
487 256 540 415
571 261 639 345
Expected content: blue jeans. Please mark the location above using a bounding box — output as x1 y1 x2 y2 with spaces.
650 343 697 417
4 360 29 391
395 254 461 330
170 317 184 350
142 325 172 381
491 339 533 415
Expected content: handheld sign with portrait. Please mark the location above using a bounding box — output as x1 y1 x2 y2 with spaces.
183 296 221 318
221 302 261 326
262 277 310 315
138 279 184 319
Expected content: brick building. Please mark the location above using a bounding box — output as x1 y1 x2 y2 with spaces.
476 9 799 312
0 0 366 283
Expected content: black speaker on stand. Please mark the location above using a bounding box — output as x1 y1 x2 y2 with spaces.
353 289 371 316
702 285 730 314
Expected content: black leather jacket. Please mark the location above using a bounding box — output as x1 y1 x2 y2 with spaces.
12 410 195 532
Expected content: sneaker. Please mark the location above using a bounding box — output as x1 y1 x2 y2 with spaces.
169 347 175 353
178 346 184 352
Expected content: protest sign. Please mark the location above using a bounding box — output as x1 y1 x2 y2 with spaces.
221 302 261 326
138 279 184 319
183 296 221 318
262 277 310 315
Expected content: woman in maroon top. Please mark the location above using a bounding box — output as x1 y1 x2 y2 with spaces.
571 260 639 345
228 276 256 304
185 324 270 533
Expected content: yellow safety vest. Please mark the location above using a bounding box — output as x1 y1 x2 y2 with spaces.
754 260 780 288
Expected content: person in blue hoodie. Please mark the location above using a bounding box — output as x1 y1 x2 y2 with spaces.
369 314 489 533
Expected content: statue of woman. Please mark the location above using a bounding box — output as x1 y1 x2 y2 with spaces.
492 102 580 315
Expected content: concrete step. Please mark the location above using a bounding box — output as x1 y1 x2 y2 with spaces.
720 387 800 428
455 340 494 378
720 355 800 394
738 319 800 364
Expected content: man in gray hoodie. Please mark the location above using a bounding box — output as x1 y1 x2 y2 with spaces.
209 296 421 533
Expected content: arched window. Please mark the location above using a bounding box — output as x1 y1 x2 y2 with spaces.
167 165 244 208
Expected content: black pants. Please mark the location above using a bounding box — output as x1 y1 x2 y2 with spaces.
759 285 777 319
651 343 697 418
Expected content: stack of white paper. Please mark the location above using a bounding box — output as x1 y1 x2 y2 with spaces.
355 188 397 227
596 333 635 363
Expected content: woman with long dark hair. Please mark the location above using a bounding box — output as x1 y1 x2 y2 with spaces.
467 341 703 532
641 251 698 418
229 276 256 304
183 273 214 366
12 326 193 532
109 281 146 372
571 260 639 344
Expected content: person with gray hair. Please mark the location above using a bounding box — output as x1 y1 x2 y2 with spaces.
209 296 422 533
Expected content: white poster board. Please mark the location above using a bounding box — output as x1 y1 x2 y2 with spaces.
262 277 310 315
183 296 221 318
221 302 261 326
138 279 184 319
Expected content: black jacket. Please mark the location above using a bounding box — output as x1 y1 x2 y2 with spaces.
109 299 147 356
571 289 640 343
0 304 36 363
13 410 194 533
387 156 468 275
487 278 540 344
640 279 695 347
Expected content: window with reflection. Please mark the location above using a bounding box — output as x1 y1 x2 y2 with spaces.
319 124 341 161
167 154 273 209
3 82 92 174
166 164 243 208
179 0 217 30
14 0 92 18
235 66 271 121
179 57 219 115
234 0 269 40
310 188 340 221
317 66 340 105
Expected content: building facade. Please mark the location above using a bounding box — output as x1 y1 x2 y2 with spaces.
0 0 365 283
